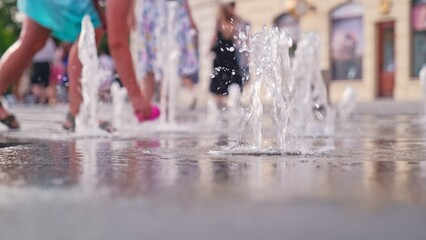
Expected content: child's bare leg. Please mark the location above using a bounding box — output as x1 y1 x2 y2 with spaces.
0 17 50 118
47 84 57 105
31 84 47 103
182 76 194 91
107 0 151 117
215 95 226 109
13 74 26 102
67 42 82 117
182 76 197 109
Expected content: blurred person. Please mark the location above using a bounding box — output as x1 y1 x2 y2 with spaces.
64 0 160 131
209 0 249 109
98 47 115 102
54 42 72 103
30 38 56 104
12 69 29 103
102 0 158 125
0 0 102 129
47 43 66 105
136 0 199 109
341 33 358 79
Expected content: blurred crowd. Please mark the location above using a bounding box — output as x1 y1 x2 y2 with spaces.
0 0 250 130
1 0 249 110
5 38 69 105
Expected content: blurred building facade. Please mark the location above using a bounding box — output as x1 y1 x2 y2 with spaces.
297 0 425 102
189 0 425 103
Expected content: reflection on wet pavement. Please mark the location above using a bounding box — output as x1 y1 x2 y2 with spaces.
0 104 426 239
1 116 425 204
1 141 425 203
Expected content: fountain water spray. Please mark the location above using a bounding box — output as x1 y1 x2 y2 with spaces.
211 29 340 156
155 1 180 125
111 82 129 129
230 26 302 155
292 33 335 136
337 86 357 121
227 84 242 114
75 15 107 134
420 65 426 117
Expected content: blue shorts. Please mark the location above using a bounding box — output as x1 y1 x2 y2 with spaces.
18 0 101 42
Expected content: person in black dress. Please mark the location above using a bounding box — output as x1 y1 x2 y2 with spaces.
210 1 249 108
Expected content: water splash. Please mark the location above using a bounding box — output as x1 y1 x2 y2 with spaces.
111 82 129 129
420 65 426 117
75 15 107 134
227 84 242 112
155 1 180 125
337 86 357 120
292 33 335 136
230 26 301 155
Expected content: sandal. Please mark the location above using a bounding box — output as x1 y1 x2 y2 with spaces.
0 114 20 129
63 112 116 133
62 112 75 131
0 102 19 129
99 120 116 133
135 105 161 123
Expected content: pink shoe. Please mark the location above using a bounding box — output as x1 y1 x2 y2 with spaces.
135 105 161 122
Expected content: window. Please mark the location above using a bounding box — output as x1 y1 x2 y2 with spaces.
412 0 426 77
273 13 300 57
330 3 364 80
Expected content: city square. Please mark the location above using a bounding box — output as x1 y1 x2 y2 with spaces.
0 0 426 239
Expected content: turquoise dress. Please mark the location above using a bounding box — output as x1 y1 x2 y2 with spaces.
18 0 101 42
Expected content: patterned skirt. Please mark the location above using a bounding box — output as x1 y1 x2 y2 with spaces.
136 0 199 80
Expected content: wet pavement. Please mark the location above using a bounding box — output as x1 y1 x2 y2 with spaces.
0 101 426 240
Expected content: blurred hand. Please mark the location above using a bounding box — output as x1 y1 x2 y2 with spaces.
131 94 152 118
139 98 152 117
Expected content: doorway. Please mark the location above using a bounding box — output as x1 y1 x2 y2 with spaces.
377 21 395 98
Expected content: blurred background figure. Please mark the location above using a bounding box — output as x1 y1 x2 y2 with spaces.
47 41 67 105
136 0 199 109
54 42 72 104
10 69 29 104
30 38 56 104
0 0 102 129
98 46 116 102
209 0 249 109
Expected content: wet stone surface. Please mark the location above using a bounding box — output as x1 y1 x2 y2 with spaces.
0 102 426 240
